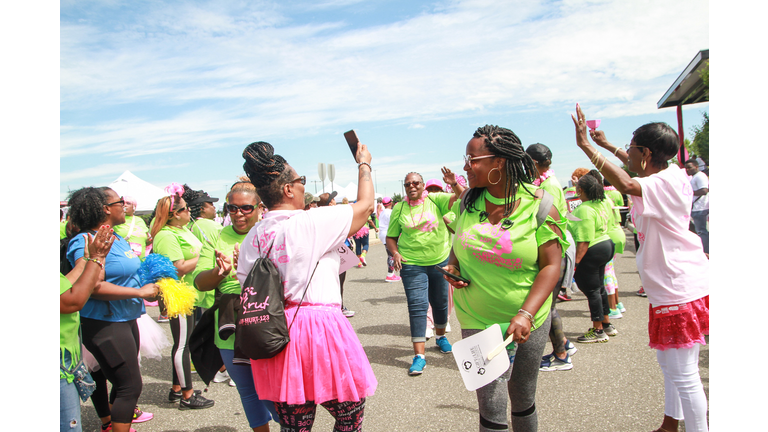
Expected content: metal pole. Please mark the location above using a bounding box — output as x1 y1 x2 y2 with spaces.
311 180 321 194
676 105 686 167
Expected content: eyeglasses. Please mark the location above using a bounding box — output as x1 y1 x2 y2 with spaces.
463 154 495 165
226 204 255 215
625 143 646 151
288 176 306 186
404 181 422 188
106 197 125 207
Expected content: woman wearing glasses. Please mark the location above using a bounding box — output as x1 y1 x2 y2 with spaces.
442 126 566 432
237 141 377 432
386 168 464 375
66 187 159 432
150 184 214 410
193 181 280 431
573 106 709 432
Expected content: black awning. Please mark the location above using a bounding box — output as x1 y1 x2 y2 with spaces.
657 49 709 109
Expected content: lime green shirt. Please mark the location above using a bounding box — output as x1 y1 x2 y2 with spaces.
602 193 626 254
191 226 246 350
571 200 612 247
152 225 207 307
386 192 454 266
450 187 569 330
60 221 68 240
60 274 80 382
113 215 150 259
191 218 224 308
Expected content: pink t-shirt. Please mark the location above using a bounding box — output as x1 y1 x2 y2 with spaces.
237 205 353 306
631 165 708 306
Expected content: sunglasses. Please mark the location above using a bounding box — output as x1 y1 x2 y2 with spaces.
463 154 495 165
404 181 422 188
106 197 125 207
226 204 256 215
288 176 306 186
625 143 646 151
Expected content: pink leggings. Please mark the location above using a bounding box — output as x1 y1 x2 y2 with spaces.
656 344 709 432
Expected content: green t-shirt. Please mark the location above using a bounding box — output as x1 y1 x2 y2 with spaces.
450 187 569 331
60 221 67 240
386 192 454 266
191 226 246 350
192 218 223 246
571 200 612 247
60 274 80 382
152 225 208 307
602 192 626 254
113 215 150 259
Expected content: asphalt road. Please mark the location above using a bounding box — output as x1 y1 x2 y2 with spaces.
79 231 708 431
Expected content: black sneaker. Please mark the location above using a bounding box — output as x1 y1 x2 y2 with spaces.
179 392 215 410
169 388 201 402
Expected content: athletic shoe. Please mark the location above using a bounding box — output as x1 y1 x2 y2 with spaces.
564 339 578 357
360 255 367 266
608 308 623 319
157 314 170 323
101 424 136 432
212 370 230 383
408 355 426 376
132 406 153 423
356 262 363 268
425 326 434 340
385 274 402 282
636 286 647 297
446 322 451 333
229 379 236 387
617 302 627 313
169 389 202 402
539 353 573 371
179 392 215 410
190 363 197 374
436 336 452 353
603 323 618 336
576 328 609 343
342 307 355 318
557 291 571 302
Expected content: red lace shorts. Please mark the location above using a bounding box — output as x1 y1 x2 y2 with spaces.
648 295 709 351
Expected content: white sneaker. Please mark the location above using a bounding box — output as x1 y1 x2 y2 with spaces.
425 327 434 340
213 370 230 383
446 322 451 333
229 379 236 387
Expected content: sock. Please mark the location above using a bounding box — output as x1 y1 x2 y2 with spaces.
416 354 425 359
595 328 604 334
101 422 111 430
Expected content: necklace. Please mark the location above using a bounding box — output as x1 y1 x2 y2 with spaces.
407 199 426 228
533 169 554 186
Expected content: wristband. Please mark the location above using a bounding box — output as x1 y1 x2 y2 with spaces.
85 257 105 270
358 162 372 171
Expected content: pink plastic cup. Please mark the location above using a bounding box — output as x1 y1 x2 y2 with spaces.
586 119 601 130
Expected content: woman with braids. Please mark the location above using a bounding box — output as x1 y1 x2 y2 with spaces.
386 168 464 375
65 187 159 432
237 141 377 432
441 125 566 432
602 176 628 318
193 180 280 431
569 174 616 343
112 196 150 260
573 105 709 432
525 143 579 372
150 184 215 410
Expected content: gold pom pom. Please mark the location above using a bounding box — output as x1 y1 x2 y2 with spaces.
156 278 197 318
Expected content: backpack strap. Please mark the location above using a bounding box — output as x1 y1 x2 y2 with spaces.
459 188 471 216
535 189 555 228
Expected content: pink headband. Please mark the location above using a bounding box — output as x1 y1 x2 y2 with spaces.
164 182 184 211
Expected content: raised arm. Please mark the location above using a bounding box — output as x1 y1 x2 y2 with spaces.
348 143 376 237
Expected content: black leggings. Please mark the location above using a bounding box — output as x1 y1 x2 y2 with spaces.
80 317 142 423
574 240 614 322
170 312 195 390
548 255 570 354
274 399 366 432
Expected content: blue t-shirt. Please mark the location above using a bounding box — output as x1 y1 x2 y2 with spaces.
67 232 145 322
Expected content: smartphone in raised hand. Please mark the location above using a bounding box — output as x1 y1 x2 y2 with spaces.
344 130 360 162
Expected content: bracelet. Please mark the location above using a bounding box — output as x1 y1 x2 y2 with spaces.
590 152 599 165
613 147 621 156
517 308 536 330
358 162 372 171
598 155 607 171
85 257 105 270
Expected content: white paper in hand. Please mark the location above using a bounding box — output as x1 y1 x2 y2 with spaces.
336 244 358 274
451 324 511 391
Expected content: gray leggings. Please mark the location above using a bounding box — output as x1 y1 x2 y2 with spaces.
462 312 552 432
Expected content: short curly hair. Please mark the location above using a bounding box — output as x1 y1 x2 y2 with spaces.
67 187 111 233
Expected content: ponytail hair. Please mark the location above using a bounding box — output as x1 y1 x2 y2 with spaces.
150 191 184 240
242 141 292 209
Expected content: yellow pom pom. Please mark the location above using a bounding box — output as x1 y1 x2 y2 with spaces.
156 278 197 318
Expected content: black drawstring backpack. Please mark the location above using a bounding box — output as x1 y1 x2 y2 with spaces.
233 243 318 363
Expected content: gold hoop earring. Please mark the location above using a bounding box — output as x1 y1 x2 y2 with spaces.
488 168 502 185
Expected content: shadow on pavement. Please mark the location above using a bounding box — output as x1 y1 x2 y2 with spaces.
362 295 406 306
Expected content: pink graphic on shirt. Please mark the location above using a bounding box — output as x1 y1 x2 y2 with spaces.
682 181 693 197
253 230 291 265
406 211 439 232
458 223 523 270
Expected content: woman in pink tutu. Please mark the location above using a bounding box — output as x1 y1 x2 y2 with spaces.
572 105 709 432
237 141 377 432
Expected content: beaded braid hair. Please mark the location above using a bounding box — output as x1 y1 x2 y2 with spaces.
242 141 293 209
464 125 537 217
577 174 605 202
182 184 206 219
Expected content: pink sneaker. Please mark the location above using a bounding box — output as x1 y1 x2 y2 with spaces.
132 406 153 423
385 275 402 282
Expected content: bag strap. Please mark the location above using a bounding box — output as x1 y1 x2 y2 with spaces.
535 189 555 228
126 216 137 239
286 262 320 332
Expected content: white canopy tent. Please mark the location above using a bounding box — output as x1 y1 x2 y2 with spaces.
108 171 167 214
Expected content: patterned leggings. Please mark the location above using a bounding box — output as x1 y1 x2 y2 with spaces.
274 399 366 432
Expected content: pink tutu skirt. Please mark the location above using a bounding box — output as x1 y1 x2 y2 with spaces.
250 303 377 405
648 295 708 351
353 226 369 239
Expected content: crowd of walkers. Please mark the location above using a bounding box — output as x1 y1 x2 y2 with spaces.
60 105 709 432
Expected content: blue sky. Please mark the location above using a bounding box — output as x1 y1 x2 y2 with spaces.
59 0 709 203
